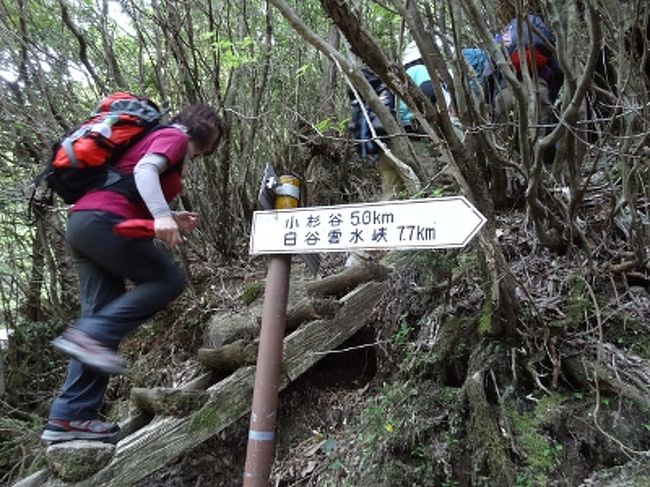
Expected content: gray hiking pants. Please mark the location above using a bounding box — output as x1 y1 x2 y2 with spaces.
493 78 553 129
49 210 186 421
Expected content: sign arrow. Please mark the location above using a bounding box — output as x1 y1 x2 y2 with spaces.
249 196 486 255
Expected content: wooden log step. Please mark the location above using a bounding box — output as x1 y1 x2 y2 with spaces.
130 388 209 416
116 369 218 441
197 339 258 372
305 262 390 297
45 442 115 482
285 297 340 331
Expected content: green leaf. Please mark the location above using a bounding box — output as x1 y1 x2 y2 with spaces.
322 438 337 454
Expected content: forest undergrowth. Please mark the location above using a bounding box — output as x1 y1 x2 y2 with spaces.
2 157 650 486
295 163 649 486
1 0 648 485
111 162 650 486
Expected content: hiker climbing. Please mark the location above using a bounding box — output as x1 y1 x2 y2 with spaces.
389 41 455 195
460 47 496 109
492 13 563 131
348 67 396 162
348 41 455 200
41 101 226 444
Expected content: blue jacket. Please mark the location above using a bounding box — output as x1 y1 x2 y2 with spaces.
399 63 436 127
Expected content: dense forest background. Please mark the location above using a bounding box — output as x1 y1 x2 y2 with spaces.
0 0 648 485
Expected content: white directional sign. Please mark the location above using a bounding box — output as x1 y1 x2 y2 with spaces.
249 196 486 255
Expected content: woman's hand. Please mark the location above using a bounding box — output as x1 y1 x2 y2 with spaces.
154 215 182 247
173 211 199 233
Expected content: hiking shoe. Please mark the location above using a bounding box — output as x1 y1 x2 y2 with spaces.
51 329 127 375
41 419 120 443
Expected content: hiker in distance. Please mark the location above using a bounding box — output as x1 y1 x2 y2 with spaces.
41 103 226 443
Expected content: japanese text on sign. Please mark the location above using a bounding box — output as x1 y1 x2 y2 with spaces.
249 197 486 255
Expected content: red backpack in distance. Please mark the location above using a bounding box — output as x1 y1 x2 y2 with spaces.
38 92 163 204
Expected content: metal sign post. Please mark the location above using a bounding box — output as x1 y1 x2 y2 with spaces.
243 173 299 487
243 167 487 486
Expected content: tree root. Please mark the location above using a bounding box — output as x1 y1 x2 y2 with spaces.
462 343 516 485
562 336 650 412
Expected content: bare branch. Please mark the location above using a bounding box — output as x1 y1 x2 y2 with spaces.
57 0 106 93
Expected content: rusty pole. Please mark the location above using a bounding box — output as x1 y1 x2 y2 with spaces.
243 175 300 487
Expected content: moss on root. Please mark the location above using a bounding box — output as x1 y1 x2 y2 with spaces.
509 395 566 486
241 280 264 305
464 371 516 486
346 381 464 485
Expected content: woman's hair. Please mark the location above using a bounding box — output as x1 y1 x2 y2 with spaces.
170 104 225 156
